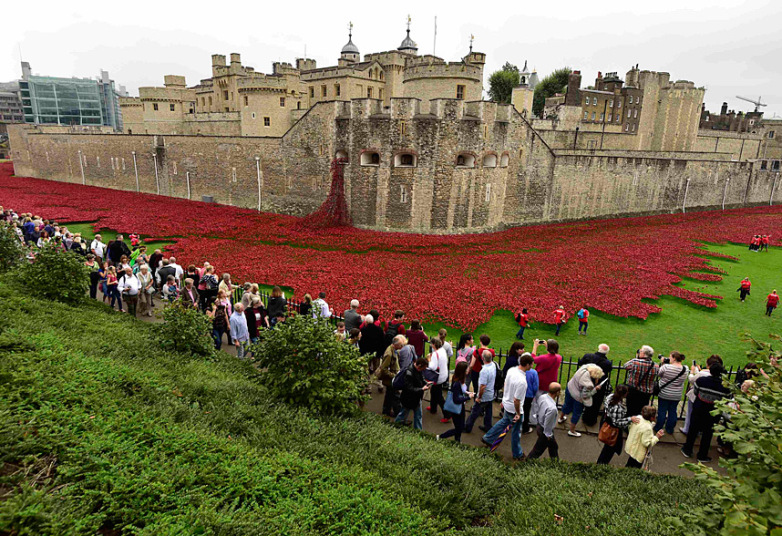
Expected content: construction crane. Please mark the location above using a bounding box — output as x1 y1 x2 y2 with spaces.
736 95 767 113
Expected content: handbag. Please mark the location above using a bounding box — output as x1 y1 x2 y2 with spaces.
653 366 686 397
443 390 462 414
423 352 441 383
598 420 619 447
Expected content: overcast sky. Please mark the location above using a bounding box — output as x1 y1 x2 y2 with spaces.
3 0 780 116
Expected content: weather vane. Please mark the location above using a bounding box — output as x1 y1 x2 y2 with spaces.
349 21 353 37
407 14 411 30
469 34 474 52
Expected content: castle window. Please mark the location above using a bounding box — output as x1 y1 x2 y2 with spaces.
608 113 612 122
170 103 175 112
599 113 605 122
637 97 641 105
500 154 509 167
774 161 781 171
400 185 408 203
760 161 767 170
264 117 270 127
483 154 497 168
208 96 212 105
367 87 373 98
360 151 381 166
609 99 614 108
280 97 285 107
634 109 638 118
627 109 631 118
394 153 416 167
251 112 256 119
223 90 229 100
456 85 465 100
584 111 588 120
455 153 475 168
244 96 248 106
631 124 636 132
591 112 595 121
379 89 384 100
172 161 177 175
485 183 492 202
335 84 341 96
629 96 633 104
618 100 622 108
309 86 314 98
521 76 526 84
584 97 589 106
153 103 159 111
625 124 629 132
769 131 776 139
297 101 301 109
379 71 384 81
593 97 597 105
321 85 327 97
201 97 205 106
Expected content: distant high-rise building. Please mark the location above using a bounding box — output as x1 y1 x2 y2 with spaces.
0 81 24 123
19 62 124 131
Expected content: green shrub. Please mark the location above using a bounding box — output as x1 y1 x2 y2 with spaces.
675 336 782 536
14 242 88 304
252 314 368 416
0 224 24 273
157 300 215 358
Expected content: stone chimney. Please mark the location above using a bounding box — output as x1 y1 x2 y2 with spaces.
721 102 728 115
564 70 582 106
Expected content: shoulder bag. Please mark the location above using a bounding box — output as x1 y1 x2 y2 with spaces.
443 388 462 414
598 419 619 447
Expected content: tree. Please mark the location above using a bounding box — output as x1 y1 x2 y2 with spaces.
671 335 782 535
532 67 571 118
251 314 368 416
14 243 89 304
0 224 24 273
488 62 520 104
157 300 216 358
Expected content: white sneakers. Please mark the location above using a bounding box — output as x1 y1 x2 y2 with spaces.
567 431 582 438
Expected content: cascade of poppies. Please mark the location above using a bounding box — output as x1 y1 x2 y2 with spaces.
305 157 351 228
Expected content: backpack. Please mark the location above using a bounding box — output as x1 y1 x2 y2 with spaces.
577 309 586 320
392 365 409 390
384 321 401 349
492 363 504 400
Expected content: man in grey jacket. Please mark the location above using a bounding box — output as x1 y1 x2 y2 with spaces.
528 382 561 459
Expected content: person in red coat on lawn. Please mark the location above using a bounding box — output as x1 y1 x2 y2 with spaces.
515 308 530 340
554 306 566 336
761 235 770 252
577 306 589 335
766 290 779 316
738 277 751 302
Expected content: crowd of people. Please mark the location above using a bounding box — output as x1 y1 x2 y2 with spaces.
3 207 769 470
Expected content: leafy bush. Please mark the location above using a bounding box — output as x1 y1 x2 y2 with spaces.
14 242 88 304
676 336 782 536
157 300 215 358
0 224 24 273
252 314 368 416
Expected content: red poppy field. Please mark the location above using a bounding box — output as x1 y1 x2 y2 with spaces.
2 161 780 330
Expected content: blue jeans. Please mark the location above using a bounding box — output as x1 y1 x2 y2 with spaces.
395 403 423 430
465 400 493 432
561 389 584 425
483 410 523 458
555 322 563 335
654 397 680 434
578 321 588 333
515 326 526 339
212 328 225 350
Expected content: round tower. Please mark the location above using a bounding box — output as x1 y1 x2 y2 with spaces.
340 23 360 64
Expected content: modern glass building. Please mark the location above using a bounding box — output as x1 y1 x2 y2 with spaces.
19 62 123 131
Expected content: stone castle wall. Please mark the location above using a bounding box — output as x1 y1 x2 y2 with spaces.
8 100 779 234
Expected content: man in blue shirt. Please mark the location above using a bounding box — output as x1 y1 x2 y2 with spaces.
229 303 250 359
465 350 497 433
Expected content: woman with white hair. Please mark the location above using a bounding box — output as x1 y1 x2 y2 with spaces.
557 363 606 437
137 263 154 317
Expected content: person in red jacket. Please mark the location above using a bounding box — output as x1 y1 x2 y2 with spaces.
577 306 589 335
515 308 530 340
738 277 751 302
766 290 779 316
554 306 566 336
749 235 761 251
761 235 770 252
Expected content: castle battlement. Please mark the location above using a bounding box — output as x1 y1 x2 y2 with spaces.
403 62 482 82
389 97 422 119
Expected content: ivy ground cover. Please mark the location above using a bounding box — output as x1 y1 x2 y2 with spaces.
3 161 782 332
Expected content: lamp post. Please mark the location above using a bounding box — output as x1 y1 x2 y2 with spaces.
682 177 691 213
152 153 160 195
186 171 191 200
131 151 139 192
77 150 85 185
255 156 262 212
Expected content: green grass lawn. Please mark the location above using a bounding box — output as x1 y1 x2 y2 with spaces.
426 242 781 369
63 221 174 252
64 219 779 368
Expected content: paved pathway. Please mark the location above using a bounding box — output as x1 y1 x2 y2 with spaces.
123 292 724 477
